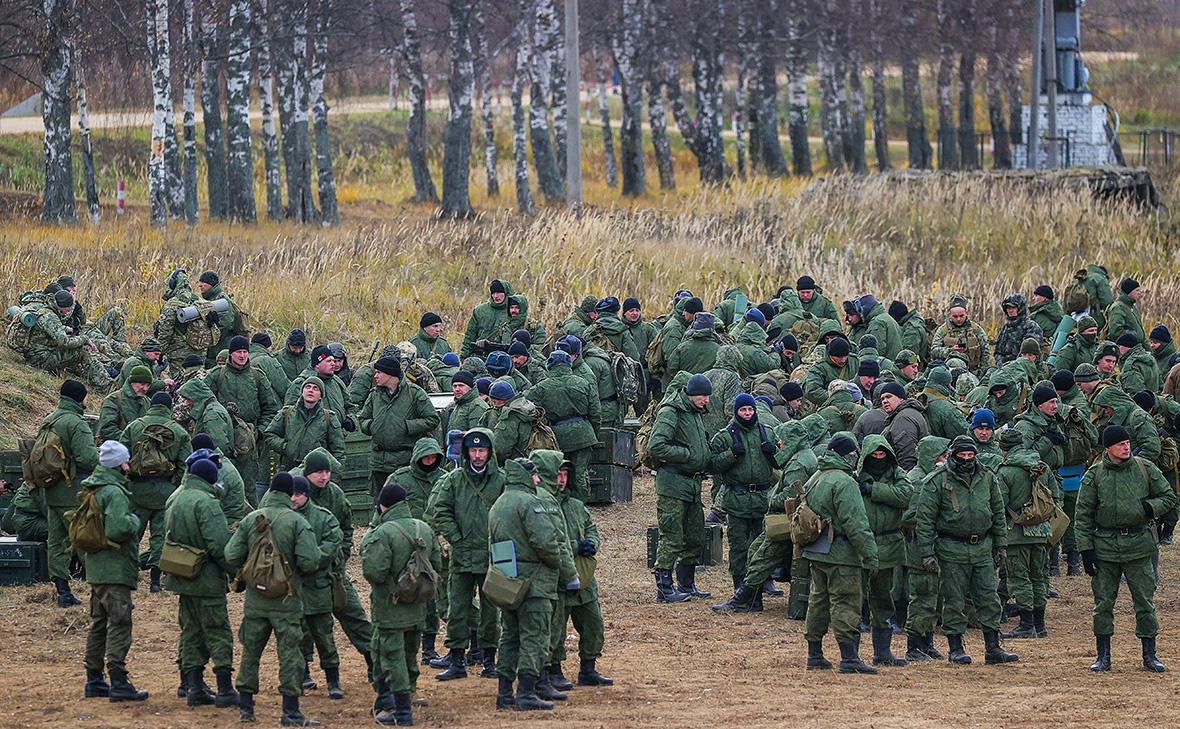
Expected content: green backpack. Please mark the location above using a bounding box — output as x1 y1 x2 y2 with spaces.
69 488 115 554
1062 271 1091 315
224 403 258 459
21 414 73 488
129 422 177 478
239 513 293 599
388 520 439 605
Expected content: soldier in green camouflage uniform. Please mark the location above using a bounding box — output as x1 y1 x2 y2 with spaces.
931 295 990 374
291 475 346 699
19 289 112 388
900 435 949 662
96 367 151 442
205 335 281 497
993 294 1044 366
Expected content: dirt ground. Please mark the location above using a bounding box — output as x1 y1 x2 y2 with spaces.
2 475 1178 729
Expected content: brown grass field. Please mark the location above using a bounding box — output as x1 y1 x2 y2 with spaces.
1 473 1178 729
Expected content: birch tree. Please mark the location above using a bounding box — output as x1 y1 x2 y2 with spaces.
147 0 172 227
440 0 476 218
511 0 536 213
199 0 229 220
817 0 846 172
225 0 257 222
610 0 645 196
957 0 979 169
256 0 283 219
936 0 959 169
41 0 76 224
74 45 100 222
753 4 787 177
529 0 563 202
663 0 730 184
275 0 315 222
398 0 437 203
986 0 1011 168
900 1 931 169
474 2 499 197
784 7 811 176
844 4 867 174
868 0 890 171
645 8 674 190
310 0 338 225
182 0 199 224
595 46 617 188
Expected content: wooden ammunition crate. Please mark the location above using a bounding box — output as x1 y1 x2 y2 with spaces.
586 463 633 505
591 428 637 468
0 538 49 585
646 523 723 568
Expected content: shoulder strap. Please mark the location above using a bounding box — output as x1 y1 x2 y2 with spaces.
1135 456 1148 482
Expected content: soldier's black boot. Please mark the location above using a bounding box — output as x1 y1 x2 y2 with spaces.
1090 635 1112 672
548 662 573 690
467 646 484 667
806 640 833 670
577 658 613 686
239 691 256 722
871 627 907 667
711 582 757 612
480 649 498 679
904 633 930 663
428 648 457 669
393 692 414 725
176 668 188 698
108 668 150 702
837 635 878 674
1048 546 1061 577
1066 550 1082 576
84 669 110 698
187 668 216 706
435 648 467 680
1002 610 1037 639
149 566 163 593
1159 522 1175 546
496 675 516 709
420 634 440 665
372 680 394 715
53 577 81 608
675 562 710 599
763 580 784 597
1142 637 1167 673
983 630 1019 664
514 674 554 711
750 589 764 612
654 569 690 603
924 633 944 660
535 668 567 701
947 634 972 665
1033 607 1049 638
324 666 344 700
214 669 238 708
280 694 320 726
301 663 317 691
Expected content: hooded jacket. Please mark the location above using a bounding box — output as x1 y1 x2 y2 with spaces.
1052 315 1099 374
1104 291 1145 344
163 471 232 596
264 378 346 470
1118 343 1161 395
294 493 343 615
427 428 505 573
461 280 517 357
96 381 149 443
733 321 779 378
798 449 879 569
526 361 602 452
883 398 930 471
710 410 782 519
915 457 1007 566
390 437 446 520
1030 298 1064 337
361 499 441 628
848 296 903 360
649 389 715 501
701 346 745 436
667 325 720 377
856 435 913 567
996 446 1063 546
81 465 141 588
120 403 194 508
178 377 234 455
1093 385 1161 464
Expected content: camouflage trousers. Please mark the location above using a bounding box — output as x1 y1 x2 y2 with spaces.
1007 544 1049 612
371 625 420 694
133 505 165 569
443 571 500 651
804 562 863 643
865 566 899 628
236 613 304 697
301 611 341 670
549 593 605 662
25 346 111 390
85 584 134 673
178 594 234 673
654 493 705 570
1092 556 1158 638
939 560 1002 635
496 597 552 681
905 566 940 636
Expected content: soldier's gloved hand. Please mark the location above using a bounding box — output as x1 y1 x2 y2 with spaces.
772 340 786 353
577 539 597 557
760 440 777 456
729 428 745 456
993 547 1007 568
565 577 582 593
343 416 357 432
922 555 939 572
858 480 872 497
1143 501 1154 520
1081 549 1098 577
1047 430 1067 446
205 311 220 325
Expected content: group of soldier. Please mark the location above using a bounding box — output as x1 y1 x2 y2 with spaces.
4 263 1177 725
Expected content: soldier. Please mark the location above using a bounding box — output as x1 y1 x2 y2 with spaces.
248 332 291 401
648 374 715 602
655 296 703 386
1074 363 1103 400
507 341 544 389
701 345 745 435
363 483 441 726
1052 369 1088 411
559 295 600 341
996 428 1061 641
1029 285 1064 337
445 371 489 433
96 366 151 442
195 271 243 365
733 309 779 378
994 294 1044 366
286 345 350 422
1053 315 1100 375
1094 341 1120 381
796 276 841 322
527 350 602 500
327 342 353 386
224 472 321 725
189 433 249 528
1149 326 1177 382
461 280 516 357
263 376 345 470
162 453 237 708
930 294 990 374
412 311 453 359
80 441 148 702
155 270 217 376
587 296 640 361
488 458 579 711
798 434 879 673
291 475 346 699
888 301 929 363
915 436 1019 666
667 312 721 378
359 356 440 499
845 295 903 360
1 481 47 541
1104 278 1145 343
275 329 310 382
38 380 99 607
900 435 950 662
389 438 446 663
817 380 867 436
119 391 192 592
1065 264 1114 331
1012 384 1066 471
803 336 859 407
427 429 505 680
917 367 967 440
117 337 168 389
969 408 1002 470
880 382 929 471
20 288 112 388
206 335 281 492
1116 332 1160 394
623 297 658 412
1080 425 1177 673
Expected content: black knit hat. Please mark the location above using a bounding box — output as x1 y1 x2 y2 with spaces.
796 276 816 291
251 332 272 348
828 434 857 457
311 344 333 365
888 300 909 321
857 360 880 377
199 271 219 286
229 335 250 353
1133 390 1157 412
269 471 294 495
782 334 799 352
1151 325 1172 344
151 392 174 409
879 382 906 399
420 312 443 329
1120 278 1140 295
1116 332 1139 348
1050 369 1075 392
452 370 475 388
1032 384 1057 407
1101 425 1130 448
61 379 87 404
287 328 307 347
508 341 529 357
780 382 804 401
623 297 641 313
374 356 402 377
1033 285 1054 300
683 297 704 315
490 279 507 295
54 290 74 309
827 338 850 357
379 483 407 508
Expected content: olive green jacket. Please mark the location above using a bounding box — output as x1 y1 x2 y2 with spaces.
205 360 281 427
649 390 714 501
526 362 601 452
427 429 505 573
41 396 100 508
856 435 913 568
96 382 149 443
359 380 440 472
799 451 879 569
915 460 1006 566
446 387 489 433
362 500 441 628
996 448 1063 546
224 489 321 616
177 378 234 455
294 497 343 615
275 346 311 383
481 396 539 464
162 472 232 596
120 405 194 509
710 415 783 519
390 437 446 521
263 399 345 470
1104 293 1144 343
1076 454 1177 562
81 466 141 588
488 459 578 601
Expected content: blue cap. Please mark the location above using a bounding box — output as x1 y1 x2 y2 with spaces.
971 408 996 430
734 392 756 414
442 352 460 366
547 351 572 369
486 351 512 375
744 308 766 327
489 380 516 401
686 374 713 396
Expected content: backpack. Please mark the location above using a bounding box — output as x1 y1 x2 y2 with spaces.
1012 461 1058 526
21 413 73 488
645 328 668 378
1060 406 1097 467
130 422 178 478
5 304 43 354
224 402 258 458
526 407 560 453
1062 270 1091 315
388 520 439 604
69 487 116 553
1157 434 1179 485
751 369 793 404
608 351 643 406
238 513 294 599
789 313 822 351
789 472 829 550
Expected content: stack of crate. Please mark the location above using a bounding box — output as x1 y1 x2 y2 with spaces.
339 430 374 518
586 427 635 505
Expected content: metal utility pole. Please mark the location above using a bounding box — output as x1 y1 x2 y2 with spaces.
1028 0 1044 170
565 0 582 208
1044 0 1059 169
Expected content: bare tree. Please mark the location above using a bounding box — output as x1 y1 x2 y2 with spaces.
753 3 787 176
957 0 979 169
148 0 173 227
275 0 315 222
200 0 229 220
610 0 646 196
868 0 890 171
936 0 959 169
182 0 200 224
42 0 76 223
784 6 811 176
663 0 730 183
900 0 931 168
74 41 100 222
817 0 846 171
986 0 1011 168
511 0 536 212
256 0 283 219
529 0 562 201
398 0 438 203
225 0 257 221
646 6 674 189
474 2 499 197
594 45 618 188
310 0 338 224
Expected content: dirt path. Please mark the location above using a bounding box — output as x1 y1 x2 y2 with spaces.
1 474 1176 728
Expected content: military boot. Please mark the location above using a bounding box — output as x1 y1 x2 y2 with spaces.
904 633 931 663
870 627 907 667
496 675 516 709
435 648 467 681
213 668 238 708
1142 637 1167 672
301 663 317 691
514 674 554 711
947 634 972 665
186 668 216 706
806 640 833 670
1002 610 1037 639
711 582 757 613
837 635 878 674
467 646 484 667
429 649 457 669
1066 550 1082 576
149 566 163 593
372 680 395 715
175 668 188 698
535 668 567 701
480 649 498 679
84 669 110 698
1090 635 1112 672
983 630 1019 664
762 580 784 597
675 563 710 599
324 666 344 700
924 633 944 660
1048 546 1061 577
108 668 150 702
1033 607 1049 638
53 577 81 608
654 569 689 603
239 691 256 723
750 589 764 612
393 692 414 725
280 694 320 726
548 662 573 691
577 658 613 686
420 634 440 665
